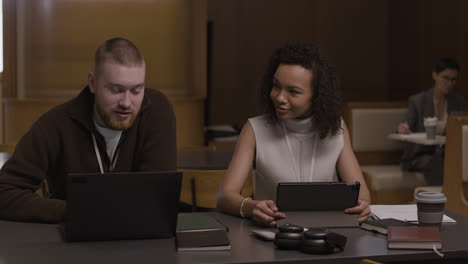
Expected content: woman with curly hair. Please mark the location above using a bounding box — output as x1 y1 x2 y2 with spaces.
216 43 371 226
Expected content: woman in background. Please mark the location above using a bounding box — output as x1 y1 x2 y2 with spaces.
217 43 370 227
398 58 465 186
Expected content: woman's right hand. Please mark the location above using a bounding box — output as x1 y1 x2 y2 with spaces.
249 200 286 227
397 122 411 134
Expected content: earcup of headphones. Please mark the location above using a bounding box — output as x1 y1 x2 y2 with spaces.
300 228 335 254
275 232 303 240
274 224 304 250
278 223 304 233
274 231 304 249
300 238 334 254
274 237 303 249
303 228 328 239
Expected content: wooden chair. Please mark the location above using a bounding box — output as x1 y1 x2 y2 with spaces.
35 180 50 198
345 101 425 204
179 169 253 210
442 115 468 217
0 143 16 153
360 259 383 264
2 98 66 144
177 144 216 151
208 141 236 151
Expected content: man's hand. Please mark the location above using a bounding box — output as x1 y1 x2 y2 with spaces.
345 199 371 223
251 200 286 227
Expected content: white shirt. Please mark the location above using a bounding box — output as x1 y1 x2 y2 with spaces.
249 115 344 201
94 121 122 162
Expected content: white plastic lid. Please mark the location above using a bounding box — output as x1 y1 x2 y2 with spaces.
416 192 447 203
424 117 438 126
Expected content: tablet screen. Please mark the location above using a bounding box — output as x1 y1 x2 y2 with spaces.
276 182 360 211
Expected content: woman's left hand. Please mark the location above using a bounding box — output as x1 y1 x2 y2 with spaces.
344 200 371 223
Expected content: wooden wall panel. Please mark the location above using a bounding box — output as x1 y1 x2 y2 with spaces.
208 0 468 127
208 0 389 127
2 0 207 147
388 0 468 101
16 0 203 98
2 0 16 98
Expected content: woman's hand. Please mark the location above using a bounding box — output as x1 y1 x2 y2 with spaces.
344 199 371 223
397 122 411 134
250 200 286 227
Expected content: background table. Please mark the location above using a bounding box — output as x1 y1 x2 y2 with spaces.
177 149 233 170
0 153 11 168
388 132 445 145
1 211 468 264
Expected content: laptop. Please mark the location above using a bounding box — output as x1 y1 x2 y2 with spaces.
276 182 361 228
63 171 182 242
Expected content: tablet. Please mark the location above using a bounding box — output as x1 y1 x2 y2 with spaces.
276 182 360 211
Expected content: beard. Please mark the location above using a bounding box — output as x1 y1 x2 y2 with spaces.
95 104 138 130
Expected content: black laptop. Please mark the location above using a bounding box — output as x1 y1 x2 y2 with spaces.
63 171 182 242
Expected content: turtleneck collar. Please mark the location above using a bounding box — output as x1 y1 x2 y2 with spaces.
282 117 313 134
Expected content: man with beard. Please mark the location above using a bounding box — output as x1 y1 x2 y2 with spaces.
0 38 176 223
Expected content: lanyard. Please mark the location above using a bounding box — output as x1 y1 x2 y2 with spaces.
92 133 119 173
282 123 317 182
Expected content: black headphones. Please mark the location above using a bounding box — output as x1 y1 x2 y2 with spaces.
273 223 304 249
274 224 347 254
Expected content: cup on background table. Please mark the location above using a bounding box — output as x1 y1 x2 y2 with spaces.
415 192 447 227
423 117 438 140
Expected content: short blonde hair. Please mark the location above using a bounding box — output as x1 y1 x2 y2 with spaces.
93 38 144 76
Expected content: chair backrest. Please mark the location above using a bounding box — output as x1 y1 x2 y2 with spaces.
2 98 66 144
179 169 253 209
462 126 468 183
345 101 407 165
443 115 468 217
0 143 15 153
360 259 384 264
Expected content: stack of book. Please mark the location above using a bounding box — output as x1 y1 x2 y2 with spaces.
387 225 442 250
360 218 415 235
176 214 231 251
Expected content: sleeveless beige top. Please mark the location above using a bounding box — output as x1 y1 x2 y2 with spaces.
249 115 344 201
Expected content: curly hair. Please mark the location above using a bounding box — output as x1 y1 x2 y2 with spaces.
259 42 342 139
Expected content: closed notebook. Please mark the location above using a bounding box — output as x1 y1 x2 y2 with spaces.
361 218 415 235
176 229 230 251
177 214 227 232
176 214 230 251
387 226 442 250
